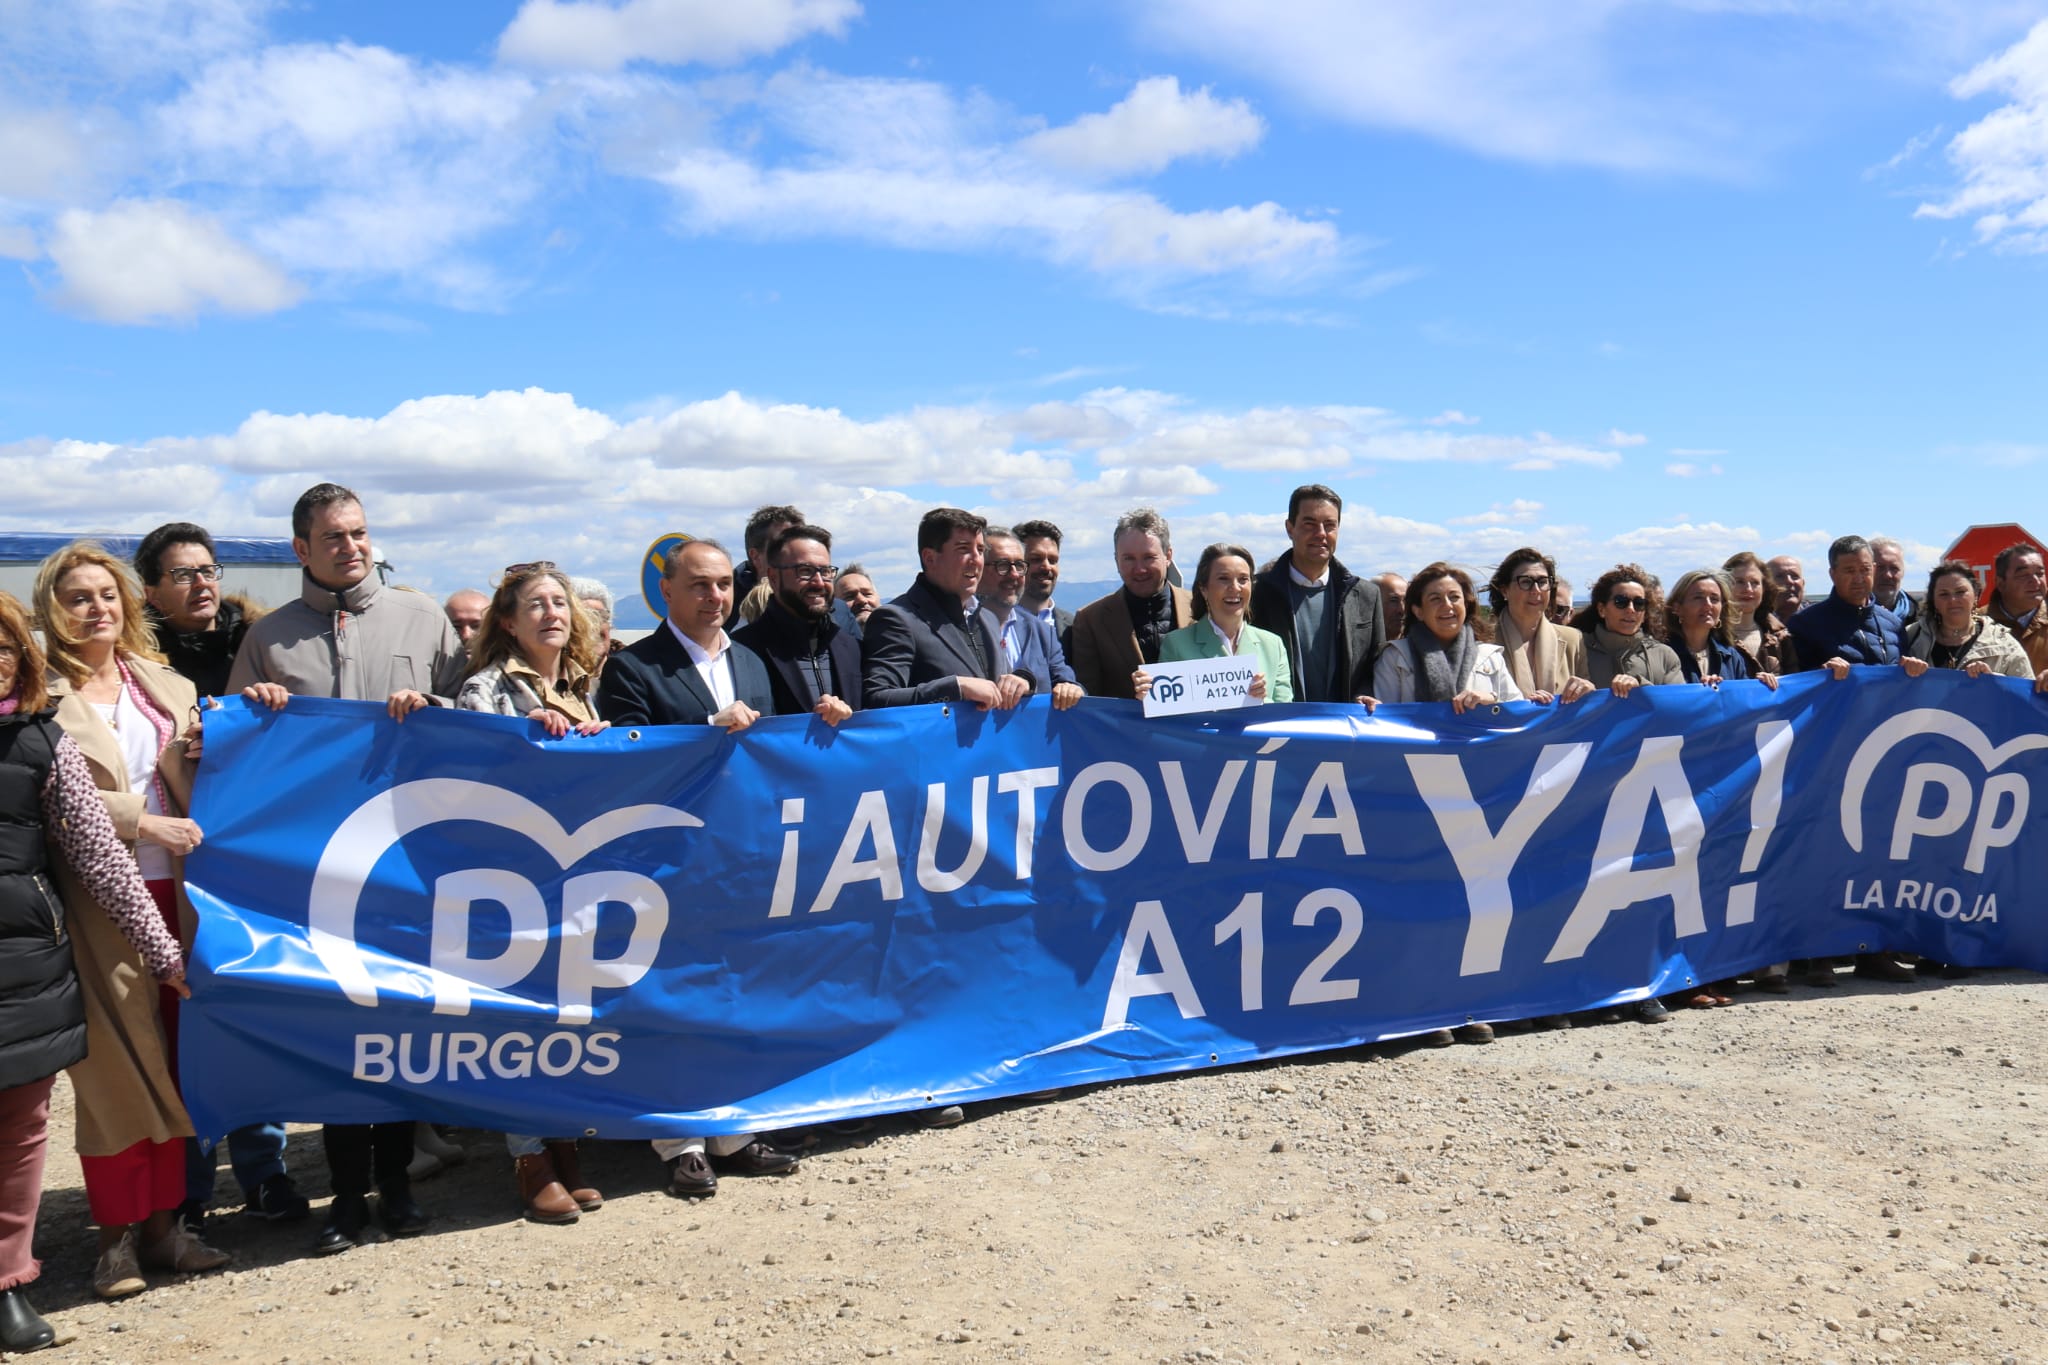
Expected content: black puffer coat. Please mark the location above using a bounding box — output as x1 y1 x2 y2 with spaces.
0 709 87 1090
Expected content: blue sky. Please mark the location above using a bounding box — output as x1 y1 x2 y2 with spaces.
5 0 2048 624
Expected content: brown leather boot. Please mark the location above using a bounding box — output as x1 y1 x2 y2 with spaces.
515 1153 580 1224
543 1140 603 1212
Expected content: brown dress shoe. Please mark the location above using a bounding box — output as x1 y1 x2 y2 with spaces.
667 1151 717 1198
714 1140 800 1176
543 1141 603 1212
515 1153 580 1224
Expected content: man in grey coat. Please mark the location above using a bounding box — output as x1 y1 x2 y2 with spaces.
227 482 466 1256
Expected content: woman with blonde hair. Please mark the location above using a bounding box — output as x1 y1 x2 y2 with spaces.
455 563 607 1222
1721 551 1798 675
33 544 226 1298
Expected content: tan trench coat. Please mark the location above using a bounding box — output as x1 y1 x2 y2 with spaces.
47 656 197 1156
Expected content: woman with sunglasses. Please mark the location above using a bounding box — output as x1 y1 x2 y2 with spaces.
1486 548 1594 705
1563 565 1682 1023
454 563 608 1223
1568 565 1684 698
31 544 228 1298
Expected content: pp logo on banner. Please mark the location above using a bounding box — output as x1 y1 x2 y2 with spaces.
307 779 701 1024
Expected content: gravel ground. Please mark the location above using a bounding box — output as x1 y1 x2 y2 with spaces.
20 969 2048 1365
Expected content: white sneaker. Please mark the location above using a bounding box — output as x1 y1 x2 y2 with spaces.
92 1230 146 1299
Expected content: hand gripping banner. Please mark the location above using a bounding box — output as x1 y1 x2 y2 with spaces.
179 671 2048 1138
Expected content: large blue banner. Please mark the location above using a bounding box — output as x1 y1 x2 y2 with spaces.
180 671 2048 1138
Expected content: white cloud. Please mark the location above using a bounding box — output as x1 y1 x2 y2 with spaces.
652 68 1340 281
1664 461 1724 477
0 437 229 523
1128 0 2048 174
1866 125 1943 178
1605 428 1648 447
1449 499 1544 527
9 385 1671 604
45 199 301 323
1019 76 1264 178
1426 409 1481 426
0 105 103 201
1124 0 1711 171
155 42 554 299
0 225 37 260
1607 520 1764 560
1917 19 2048 252
497 0 859 71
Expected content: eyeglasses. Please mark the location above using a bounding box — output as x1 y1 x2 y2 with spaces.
774 562 839 583
503 561 558 577
1546 603 1573 622
165 564 224 585
988 559 1028 574
1512 574 1552 591
1607 595 1648 612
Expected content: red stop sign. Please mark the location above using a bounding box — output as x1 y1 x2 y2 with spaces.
1942 524 2047 604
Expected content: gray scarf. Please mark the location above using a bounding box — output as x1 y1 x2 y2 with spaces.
1411 625 1477 702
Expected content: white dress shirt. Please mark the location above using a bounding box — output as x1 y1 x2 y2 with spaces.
668 618 736 718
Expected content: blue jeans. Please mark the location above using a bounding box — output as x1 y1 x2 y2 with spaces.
187 1122 289 1203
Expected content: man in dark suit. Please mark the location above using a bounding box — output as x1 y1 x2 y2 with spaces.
588 537 795 1193
1069 507 1194 700
1013 518 1075 660
979 526 1082 709
598 539 774 730
732 524 862 723
863 507 1034 711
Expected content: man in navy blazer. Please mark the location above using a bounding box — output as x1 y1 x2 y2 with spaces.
597 538 773 729
862 507 1034 710
586 537 795 1196
979 525 1083 709
732 524 862 723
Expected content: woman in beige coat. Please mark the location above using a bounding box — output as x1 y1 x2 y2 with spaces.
1486 547 1595 705
34 543 227 1298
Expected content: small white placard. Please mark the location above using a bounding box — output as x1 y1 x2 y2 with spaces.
1141 655 1262 717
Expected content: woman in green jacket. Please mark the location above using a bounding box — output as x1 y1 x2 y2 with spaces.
1132 543 1293 704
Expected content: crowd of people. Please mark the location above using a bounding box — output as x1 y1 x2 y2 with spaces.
0 479 2043 1350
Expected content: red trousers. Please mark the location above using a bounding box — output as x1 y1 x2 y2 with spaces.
76 879 186 1228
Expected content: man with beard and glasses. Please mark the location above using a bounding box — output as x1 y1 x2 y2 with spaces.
975 527 1082 709
733 525 863 723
